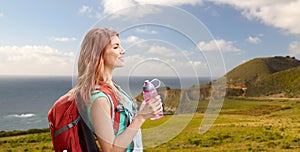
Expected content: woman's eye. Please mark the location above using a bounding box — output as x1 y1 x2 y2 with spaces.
114 46 118 49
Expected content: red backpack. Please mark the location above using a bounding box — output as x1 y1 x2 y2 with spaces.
48 86 121 152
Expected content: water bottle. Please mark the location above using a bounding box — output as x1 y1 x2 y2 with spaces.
143 78 163 120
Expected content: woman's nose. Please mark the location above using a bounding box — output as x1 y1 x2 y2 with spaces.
120 47 126 55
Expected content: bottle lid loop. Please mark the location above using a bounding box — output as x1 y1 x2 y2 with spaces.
150 78 161 88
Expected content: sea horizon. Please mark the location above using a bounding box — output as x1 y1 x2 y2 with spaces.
0 75 211 131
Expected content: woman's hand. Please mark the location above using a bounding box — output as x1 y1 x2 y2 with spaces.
137 95 163 121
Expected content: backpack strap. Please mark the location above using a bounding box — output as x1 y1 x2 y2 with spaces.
96 86 121 135
79 118 100 152
54 115 81 137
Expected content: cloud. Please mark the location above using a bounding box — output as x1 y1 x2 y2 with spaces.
246 36 261 44
122 36 144 44
101 0 202 18
109 4 162 20
0 45 74 76
288 41 300 55
198 39 241 52
102 0 136 14
136 0 202 6
0 12 3 17
51 37 77 42
80 0 202 20
135 28 158 34
209 0 300 34
79 5 93 14
147 45 177 57
78 5 103 19
189 61 204 66
118 54 207 77
124 54 146 65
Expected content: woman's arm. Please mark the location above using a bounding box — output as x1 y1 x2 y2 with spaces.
91 96 162 152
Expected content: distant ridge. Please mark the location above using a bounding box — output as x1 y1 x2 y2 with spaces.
225 56 300 97
133 56 300 113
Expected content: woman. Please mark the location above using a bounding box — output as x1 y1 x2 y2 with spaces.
70 28 162 151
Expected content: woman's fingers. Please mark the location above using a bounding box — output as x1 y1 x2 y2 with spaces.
147 95 162 113
138 95 163 120
153 99 162 107
154 104 163 114
148 95 161 104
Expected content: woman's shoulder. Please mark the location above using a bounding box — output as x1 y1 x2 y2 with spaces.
91 90 109 102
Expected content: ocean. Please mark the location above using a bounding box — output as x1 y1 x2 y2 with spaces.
0 76 210 131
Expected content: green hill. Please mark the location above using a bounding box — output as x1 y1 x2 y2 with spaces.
248 65 300 97
226 56 300 84
226 56 300 97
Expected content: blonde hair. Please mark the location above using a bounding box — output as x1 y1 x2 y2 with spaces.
70 28 120 104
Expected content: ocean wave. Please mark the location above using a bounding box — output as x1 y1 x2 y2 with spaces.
8 113 36 118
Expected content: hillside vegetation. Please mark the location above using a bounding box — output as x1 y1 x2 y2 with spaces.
225 56 300 97
248 66 300 97
226 56 300 84
1 99 299 151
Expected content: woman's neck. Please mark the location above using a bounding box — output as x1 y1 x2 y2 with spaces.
103 66 114 85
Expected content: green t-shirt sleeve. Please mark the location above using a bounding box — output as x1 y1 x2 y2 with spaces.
87 90 111 126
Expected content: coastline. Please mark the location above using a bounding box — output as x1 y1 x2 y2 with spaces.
0 128 49 137
2 96 299 133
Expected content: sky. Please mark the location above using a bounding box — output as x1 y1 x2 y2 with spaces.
0 0 300 78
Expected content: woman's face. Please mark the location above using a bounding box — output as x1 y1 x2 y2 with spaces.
104 36 126 69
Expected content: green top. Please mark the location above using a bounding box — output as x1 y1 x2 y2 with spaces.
87 89 134 151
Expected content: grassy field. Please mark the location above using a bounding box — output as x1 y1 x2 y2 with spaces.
1 98 299 152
